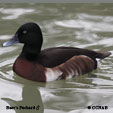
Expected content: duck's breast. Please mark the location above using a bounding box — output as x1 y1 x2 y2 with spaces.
13 58 46 82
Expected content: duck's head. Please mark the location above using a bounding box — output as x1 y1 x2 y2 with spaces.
3 22 43 60
3 22 43 47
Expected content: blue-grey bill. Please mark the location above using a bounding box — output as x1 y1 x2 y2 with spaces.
2 35 19 47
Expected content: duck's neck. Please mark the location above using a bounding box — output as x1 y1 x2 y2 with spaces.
20 44 41 61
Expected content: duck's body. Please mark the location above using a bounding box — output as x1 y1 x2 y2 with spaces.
3 22 111 82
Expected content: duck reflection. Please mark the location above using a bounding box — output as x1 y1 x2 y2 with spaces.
2 84 44 113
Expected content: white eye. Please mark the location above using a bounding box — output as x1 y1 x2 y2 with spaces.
22 30 27 34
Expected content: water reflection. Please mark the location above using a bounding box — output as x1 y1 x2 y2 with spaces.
2 84 44 113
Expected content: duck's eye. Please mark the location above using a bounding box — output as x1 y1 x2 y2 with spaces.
22 30 27 34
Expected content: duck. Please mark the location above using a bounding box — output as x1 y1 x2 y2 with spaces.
3 22 111 82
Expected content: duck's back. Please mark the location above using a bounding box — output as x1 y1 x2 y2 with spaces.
37 47 110 68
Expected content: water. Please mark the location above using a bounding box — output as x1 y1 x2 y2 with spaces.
0 3 113 113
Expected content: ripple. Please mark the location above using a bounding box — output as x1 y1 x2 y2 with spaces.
0 78 22 101
0 47 18 55
0 57 15 68
75 31 99 42
98 38 113 47
55 20 83 29
0 8 35 20
0 100 15 113
77 13 113 23
68 108 113 113
76 37 113 48
75 88 113 95
45 109 65 113
92 78 113 86
0 35 12 40
55 19 113 32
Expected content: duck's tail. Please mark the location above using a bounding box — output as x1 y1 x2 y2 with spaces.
95 51 111 59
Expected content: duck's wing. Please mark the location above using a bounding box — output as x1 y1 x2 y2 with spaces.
45 55 95 82
38 47 111 68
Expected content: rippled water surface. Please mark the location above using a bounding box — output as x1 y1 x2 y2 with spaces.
0 3 113 113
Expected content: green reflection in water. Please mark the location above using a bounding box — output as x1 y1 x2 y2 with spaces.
2 84 44 113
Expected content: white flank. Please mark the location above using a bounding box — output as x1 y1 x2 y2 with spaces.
66 69 74 79
66 74 73 79
46 68 63 82
66 70 79 80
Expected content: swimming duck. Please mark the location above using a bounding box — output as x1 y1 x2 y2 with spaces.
3 22 111 82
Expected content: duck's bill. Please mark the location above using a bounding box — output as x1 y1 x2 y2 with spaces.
2 35 19 47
